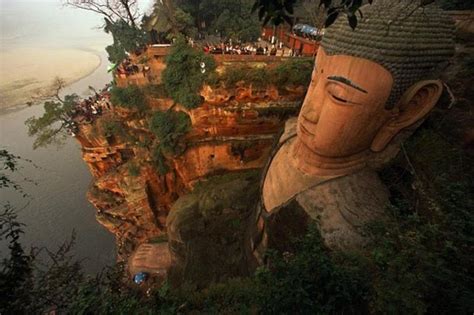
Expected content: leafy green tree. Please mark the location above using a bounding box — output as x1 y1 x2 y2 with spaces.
436 0 474 10
202 0 261 41
104 18 148 64
63 0 147 63
149 109 191 174
162 37 216 109
25 78 78 149
0 150 23 193
0 204 35 313
252 0 441 29
110 85 147 112
144 0 198 38
149 109 191 154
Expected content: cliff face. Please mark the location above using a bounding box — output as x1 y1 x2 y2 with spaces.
75 73 307 260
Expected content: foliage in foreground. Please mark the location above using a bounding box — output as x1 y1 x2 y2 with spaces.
3 123 473 313
72 126 474 314
9 77 474 314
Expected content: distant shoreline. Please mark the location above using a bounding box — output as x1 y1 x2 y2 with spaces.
0 48 103 115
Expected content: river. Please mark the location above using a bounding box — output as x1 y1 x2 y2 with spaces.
0 0 137 274
0 54 117 274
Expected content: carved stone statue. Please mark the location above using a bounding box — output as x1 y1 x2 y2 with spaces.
252 0 455 258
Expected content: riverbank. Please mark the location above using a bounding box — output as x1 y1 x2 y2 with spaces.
0 48 102 110
0 50 115 274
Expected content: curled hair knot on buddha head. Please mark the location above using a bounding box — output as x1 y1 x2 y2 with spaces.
321 0 456 109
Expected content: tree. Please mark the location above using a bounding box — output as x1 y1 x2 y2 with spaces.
25 78 78 149
104 18 148 63
62 0 141 28
143 0 197 39
63 0 147 63
294 0 326 29
208 0 261 41
162 37 216 109
109 85 147 112
436 0 474 10
252 0 437 29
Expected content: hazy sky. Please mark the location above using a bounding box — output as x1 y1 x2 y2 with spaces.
0 0 153 52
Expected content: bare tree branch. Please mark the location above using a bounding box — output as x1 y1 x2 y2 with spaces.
61 0 141 26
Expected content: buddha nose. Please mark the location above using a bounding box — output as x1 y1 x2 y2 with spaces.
301 99 321 124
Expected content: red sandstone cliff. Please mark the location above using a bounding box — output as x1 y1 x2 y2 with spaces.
76 70 307 260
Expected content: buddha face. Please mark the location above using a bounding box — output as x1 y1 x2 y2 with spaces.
297 48 394 158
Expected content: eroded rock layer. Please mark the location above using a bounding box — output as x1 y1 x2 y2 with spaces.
76 79 306 261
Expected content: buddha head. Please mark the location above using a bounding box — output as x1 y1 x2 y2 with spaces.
295 0 455 171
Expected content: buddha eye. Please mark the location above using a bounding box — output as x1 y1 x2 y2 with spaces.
326 82 355 105
329 91 348 104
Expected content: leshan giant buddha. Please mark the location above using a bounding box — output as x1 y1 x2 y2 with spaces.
251 0 455 258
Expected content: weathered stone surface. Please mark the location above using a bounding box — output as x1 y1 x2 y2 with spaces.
128 243 171 279
167 171 260 287
75 76 306 264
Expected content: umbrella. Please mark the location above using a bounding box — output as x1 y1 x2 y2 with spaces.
133 272 148 284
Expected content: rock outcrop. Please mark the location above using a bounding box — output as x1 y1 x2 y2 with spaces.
75 59 307 267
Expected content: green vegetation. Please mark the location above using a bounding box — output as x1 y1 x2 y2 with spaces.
2 131 473 312
127 162 141 177
162 37 216 109
25 96 77 149
221 65 270 89
436 0 474 10
147 0 260 41
149 109 191 174
151 144 169 175
144 1 198 38
205 0 261 41
255 106 300 119
64 0 147 64
272 58 314 88
142 84 169 99
105 19 148 64
211 58 314 90
100 118 126 139
149 110 191 154
110 85 147 112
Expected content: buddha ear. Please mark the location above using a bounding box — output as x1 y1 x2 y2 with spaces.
371 80 443 152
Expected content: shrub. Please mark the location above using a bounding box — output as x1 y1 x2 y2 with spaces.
162 37 216 109
371 128 474 313
101 119 125 139
127 162 140 177
149 110 191 175
220 65 270 89
151 144 169 175
215 58 314 90
110 85 147 112
149 110 191 155
272 58 314 88
142 84 169 99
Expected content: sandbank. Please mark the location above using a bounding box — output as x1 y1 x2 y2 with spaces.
0 48 101 109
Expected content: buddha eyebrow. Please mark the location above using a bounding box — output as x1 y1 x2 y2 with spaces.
327 76 368 94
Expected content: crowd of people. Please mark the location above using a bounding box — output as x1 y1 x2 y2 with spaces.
66 88 113 137
116 58 151 77
202 40 293 56
201 37 309 57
